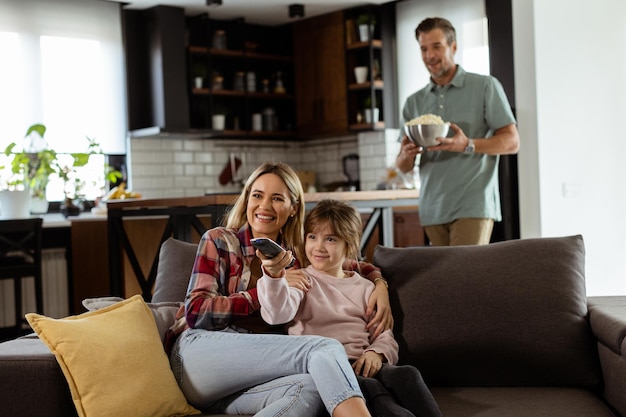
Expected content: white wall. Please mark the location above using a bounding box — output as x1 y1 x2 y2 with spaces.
396 0 486 108
396 0 626 295
512 0 626 295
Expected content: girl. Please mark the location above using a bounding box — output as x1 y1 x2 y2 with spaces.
258 199 442 417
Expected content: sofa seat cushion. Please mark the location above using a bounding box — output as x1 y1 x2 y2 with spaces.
373 235 601 388
0 334 76 417
431 387 616 417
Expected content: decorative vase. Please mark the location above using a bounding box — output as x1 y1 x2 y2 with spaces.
194 76 203 89
0 189 31 218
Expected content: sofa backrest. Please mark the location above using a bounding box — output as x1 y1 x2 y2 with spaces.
373 235 601 388
152 237 197 303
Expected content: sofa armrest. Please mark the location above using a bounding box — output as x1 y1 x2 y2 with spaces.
588 296 626 417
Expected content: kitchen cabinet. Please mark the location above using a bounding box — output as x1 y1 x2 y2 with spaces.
186 16 296 138
293 11 348 138
344 5 398 131
361 210 425 262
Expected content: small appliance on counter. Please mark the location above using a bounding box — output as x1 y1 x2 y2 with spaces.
343 153 360 191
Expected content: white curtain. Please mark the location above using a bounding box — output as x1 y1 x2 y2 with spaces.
0 0 126 154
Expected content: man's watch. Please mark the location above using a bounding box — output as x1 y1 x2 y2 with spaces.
464 139 475 154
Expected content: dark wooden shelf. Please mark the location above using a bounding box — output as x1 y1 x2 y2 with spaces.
348 80 384 90
188 46 292 62
247 92 294 100
346 39 382 50
246 51 293 62
349 121 385 131
247 130 296 138
191 89 294 100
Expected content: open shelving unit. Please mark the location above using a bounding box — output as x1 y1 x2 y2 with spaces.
344 5 398 132
186 16 296 138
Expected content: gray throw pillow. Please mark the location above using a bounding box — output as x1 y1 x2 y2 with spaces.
373 235 601 388
82 297 181 343
151 238 198 303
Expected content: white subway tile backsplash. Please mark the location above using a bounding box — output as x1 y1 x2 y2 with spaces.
184 164 204 176
128 131 398 196
174 177 196 188
183 140 203 151
174 152 194 163
162 164 185 176
195 152 214 163
161 140 184 151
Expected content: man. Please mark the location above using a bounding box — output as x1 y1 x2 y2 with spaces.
396 17 520 246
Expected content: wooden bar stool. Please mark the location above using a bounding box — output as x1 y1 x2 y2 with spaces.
0 218 43 339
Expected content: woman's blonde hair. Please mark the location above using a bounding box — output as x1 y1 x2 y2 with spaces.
303 199 362 266
224 161 305 263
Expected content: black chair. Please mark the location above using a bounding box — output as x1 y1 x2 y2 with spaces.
0 218 43 339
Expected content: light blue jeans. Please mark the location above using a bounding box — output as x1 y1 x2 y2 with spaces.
170 328 364 416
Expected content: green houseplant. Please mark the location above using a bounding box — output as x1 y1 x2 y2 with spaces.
356 13 376 42
2 123 121 215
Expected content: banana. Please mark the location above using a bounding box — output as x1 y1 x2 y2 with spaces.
102 182 139 201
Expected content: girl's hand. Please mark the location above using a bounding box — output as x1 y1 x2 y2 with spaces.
284 269 311 292
366 281 394 339
352 351 384 377
257 249 294 278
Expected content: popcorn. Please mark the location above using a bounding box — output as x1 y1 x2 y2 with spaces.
406 114 445 125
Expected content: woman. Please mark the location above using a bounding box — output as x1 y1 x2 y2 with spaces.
165 162 393 417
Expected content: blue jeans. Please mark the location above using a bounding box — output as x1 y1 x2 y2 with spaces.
170 328 364 416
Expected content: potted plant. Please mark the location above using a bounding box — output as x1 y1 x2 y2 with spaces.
363 95 379 124
192 63 207 89
2 124 59 214
2 123 121 216
211 103 229 130
356 13 376 42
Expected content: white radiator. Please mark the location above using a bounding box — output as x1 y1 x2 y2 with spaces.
0 248 69 327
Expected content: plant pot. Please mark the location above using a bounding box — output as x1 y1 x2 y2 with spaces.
194 76 203 89
365 108 380 124
358 24 374 42
354 66 368 84
61 198 81 218
212 114 226 130
0 189 30 218
30 196 49 214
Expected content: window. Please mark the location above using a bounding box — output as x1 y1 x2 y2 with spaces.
0 0 127 201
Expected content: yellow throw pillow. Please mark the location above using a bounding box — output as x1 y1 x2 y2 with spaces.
26 295 200 417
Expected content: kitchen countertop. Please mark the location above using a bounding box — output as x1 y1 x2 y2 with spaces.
39 188 420 227
104 188 420 209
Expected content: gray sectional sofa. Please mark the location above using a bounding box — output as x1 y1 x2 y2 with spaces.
1 234 625 417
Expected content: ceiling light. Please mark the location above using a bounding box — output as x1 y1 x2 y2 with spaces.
289 4 305 19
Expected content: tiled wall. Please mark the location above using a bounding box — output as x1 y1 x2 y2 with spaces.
128 129 403 198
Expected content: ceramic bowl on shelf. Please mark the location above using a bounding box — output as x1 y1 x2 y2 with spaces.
404 123 449 148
